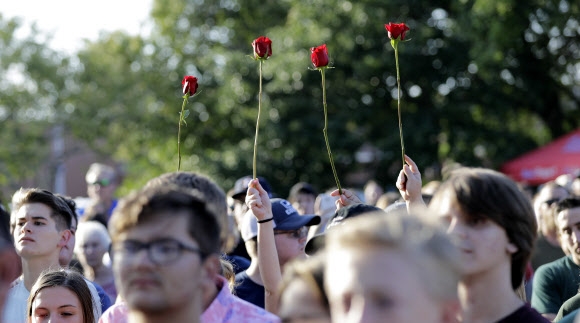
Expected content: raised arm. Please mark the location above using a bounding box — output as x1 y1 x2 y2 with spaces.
245 179 282 313
396 155 427 213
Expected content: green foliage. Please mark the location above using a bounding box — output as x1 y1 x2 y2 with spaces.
1 0 578 198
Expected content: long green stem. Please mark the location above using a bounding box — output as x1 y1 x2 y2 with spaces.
321 68 342 194
177 95 188 171
394 43 405 166
253 60 263 179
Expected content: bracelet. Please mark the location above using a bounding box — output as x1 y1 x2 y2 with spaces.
257 217 274 224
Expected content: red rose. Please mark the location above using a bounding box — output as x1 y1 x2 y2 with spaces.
252 36 272 59
310 44 329 68
182 75 198 96
385 22 410 40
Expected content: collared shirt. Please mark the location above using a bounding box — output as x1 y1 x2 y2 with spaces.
99 276 280 323
202 276 280 323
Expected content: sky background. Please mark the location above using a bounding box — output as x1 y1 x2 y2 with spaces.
1 0 153 54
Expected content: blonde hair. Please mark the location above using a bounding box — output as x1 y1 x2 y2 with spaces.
325 211 461 301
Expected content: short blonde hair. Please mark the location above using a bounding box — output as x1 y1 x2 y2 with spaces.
325 211 461 301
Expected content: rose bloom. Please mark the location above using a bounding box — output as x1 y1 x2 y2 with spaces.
181 75 198 96
310 44 329 68
385 22 410 40
252 36 272 59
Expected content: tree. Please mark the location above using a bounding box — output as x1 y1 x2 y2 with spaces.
0 14 75 198
4 0 578 197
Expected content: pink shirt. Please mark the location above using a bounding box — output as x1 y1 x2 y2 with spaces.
99 276 280 323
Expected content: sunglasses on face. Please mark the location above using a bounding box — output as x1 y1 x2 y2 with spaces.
88 178 112 187
274 226 309 240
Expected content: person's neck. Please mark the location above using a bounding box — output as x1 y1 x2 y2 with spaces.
543 232 561 248
245 260 263 286
85 264 114 285
128 304 201 323
458 265 523 323
22 255 61 291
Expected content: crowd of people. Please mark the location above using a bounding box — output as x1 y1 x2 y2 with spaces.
1 159 580 322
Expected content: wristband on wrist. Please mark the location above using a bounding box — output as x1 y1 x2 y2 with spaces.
257 217 274 224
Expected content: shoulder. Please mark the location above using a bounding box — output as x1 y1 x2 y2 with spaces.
499 304 551 323
536 256 575 276
224 294 281 323
100 302 129 323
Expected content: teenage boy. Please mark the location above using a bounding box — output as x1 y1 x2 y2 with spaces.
4 188 102 322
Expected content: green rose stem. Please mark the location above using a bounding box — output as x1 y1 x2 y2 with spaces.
392 39 406 167
252 60 263 179
320 68 343 195
177 93 188 171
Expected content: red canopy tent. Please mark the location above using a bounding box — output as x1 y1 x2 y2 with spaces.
500 129 580 185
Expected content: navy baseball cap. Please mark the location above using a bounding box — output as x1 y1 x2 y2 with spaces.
228 176 273 200
241 198 320 241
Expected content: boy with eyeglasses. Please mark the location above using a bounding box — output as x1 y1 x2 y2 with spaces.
107 185 280 323
234 179 320 310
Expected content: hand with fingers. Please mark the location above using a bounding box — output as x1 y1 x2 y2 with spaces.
330 188 362 209
396 155 427 211
245 179 273 221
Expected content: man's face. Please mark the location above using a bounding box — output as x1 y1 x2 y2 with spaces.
12 203 69 259
326 247 451 323
536 186 569 232
557 207 580 265
112 213 211 314
86 171 117 202
76 231 109 268
433 193 516 277
274 226 309 267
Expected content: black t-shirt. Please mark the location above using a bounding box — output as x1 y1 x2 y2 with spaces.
233 271 265 308
496 304 551 323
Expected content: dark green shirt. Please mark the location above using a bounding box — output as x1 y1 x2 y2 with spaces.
532 256 580 315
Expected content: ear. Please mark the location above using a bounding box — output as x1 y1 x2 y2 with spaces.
57 229 72 248
506 241 518 254
201 254 221 280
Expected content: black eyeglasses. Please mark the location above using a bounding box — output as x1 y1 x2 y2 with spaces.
88 178 112 187
112 238 205 265
274 226 309 240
